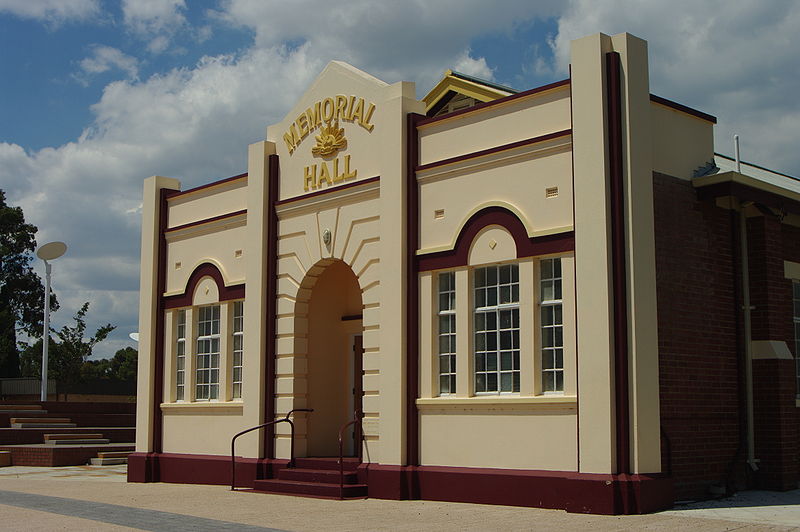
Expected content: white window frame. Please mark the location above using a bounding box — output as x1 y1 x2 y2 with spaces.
195 305 220 401
175 309 186 401
539 257 564 394
437 272 457 395
232 300 244 400
473 263 521 394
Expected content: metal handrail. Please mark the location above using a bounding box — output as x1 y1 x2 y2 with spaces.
337 410 364 499
230 408 313 491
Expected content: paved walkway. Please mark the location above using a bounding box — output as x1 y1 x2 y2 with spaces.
0 465 798 531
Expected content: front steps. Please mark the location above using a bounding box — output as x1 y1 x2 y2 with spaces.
10 417 76 429
90 450 132 466
252 457 366 499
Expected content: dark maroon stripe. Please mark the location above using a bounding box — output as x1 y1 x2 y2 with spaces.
415 129 571 172
607 51 630 476
568 63 581 472
153 188 169 454
165 172 248 199
406 112 424 466
649 94 717 124
162 263 245 309
417 78 570 127
264 153 280 458
416 206 574 272
165 209 247 233
274 176 380 206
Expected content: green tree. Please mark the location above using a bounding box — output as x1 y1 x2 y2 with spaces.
0 190 58 377
20 302 114 388
109 346 137 381
81 358 112 380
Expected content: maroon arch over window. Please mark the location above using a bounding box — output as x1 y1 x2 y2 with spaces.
163 262 245 309
416 206 574 272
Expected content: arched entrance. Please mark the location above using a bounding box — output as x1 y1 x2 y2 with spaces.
303 260 363 456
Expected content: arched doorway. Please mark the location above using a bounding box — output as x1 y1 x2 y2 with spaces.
304 260 363 456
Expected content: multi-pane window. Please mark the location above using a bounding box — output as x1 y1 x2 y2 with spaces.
175 310 186 401
196 305 220 400
540 258 564 393
474 264 520 393
232 301 244 399
438 272 456 394
794 280 800 397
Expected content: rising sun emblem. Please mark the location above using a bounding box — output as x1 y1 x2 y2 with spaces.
311 120 347 157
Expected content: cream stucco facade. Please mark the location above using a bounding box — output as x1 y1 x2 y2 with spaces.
133 32 791 514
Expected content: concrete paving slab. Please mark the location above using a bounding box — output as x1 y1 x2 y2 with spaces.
0 465 797 531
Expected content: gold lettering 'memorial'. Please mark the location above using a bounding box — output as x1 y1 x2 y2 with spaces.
311 120 347 158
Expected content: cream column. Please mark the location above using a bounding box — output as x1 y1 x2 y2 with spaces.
571 33 617 474
610 33 661 474
241 140 276 458
136 175 180 453
376 81 425 465
454 269 471 397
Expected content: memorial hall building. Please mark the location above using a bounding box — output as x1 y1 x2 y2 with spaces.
130 32 800 514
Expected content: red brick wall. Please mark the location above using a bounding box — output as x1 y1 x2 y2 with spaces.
653 173 744 501
654 173 800 499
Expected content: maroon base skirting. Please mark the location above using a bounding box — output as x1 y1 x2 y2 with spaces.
127 453 673 514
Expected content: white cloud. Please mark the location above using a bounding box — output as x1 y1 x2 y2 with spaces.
121 0 187 54
452 51 494 81
547 0 800 175
0 0 99 25
75 45 139 85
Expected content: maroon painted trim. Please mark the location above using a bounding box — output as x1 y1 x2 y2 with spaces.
416 129 571 172
162 263 245 310
165 173 248 200
165 209 247 233
130 452 673 514
649 94 717 124
568 63 581 471
274 176 381 207
264 153 280 458
152 189 169 454
416 206 575 272
406 112 424 466
128 452 286 487
363 464 673 515
417 79 571 127
695 180 800 216
607 52 631 475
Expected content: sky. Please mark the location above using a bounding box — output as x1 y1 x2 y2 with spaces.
1 0 798 359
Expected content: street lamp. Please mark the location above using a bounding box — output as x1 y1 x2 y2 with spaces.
36 241 67 402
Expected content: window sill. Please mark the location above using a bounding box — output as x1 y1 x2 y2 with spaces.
416 395 577 411
160 401 244 413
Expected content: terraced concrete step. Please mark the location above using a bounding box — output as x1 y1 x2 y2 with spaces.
53 438 110 445
10 417 71 424
0 405 43 411
89 457 127 466
96 451 132 459
44 433 103 441
11 423 76 428
0 409 47 415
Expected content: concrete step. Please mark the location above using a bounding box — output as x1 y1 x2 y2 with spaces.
278 468 360 484
0 405 43 411
44 433 103 441
291 457 360 471
0 409 47 415
252 478 367 498
97 451 132 459
89 457 127 466
11 423 77 429
10 417 71 424
53 438 110 445
0 450 9 467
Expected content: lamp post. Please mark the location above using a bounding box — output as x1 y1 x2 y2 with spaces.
36 241 67 402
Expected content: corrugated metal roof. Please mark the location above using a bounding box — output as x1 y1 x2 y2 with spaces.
714 153 800 196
